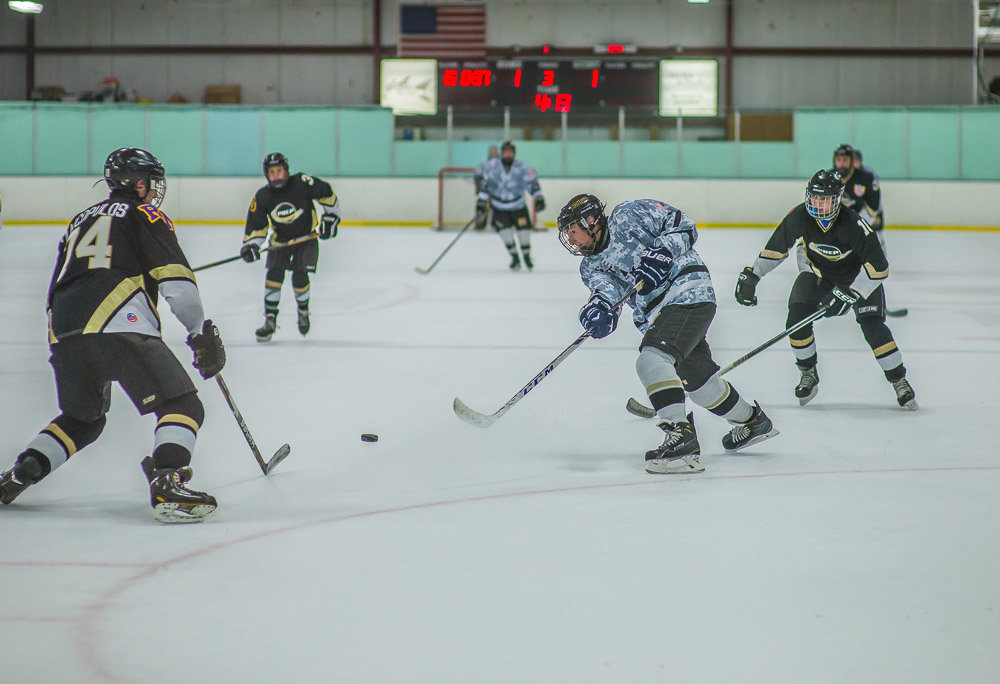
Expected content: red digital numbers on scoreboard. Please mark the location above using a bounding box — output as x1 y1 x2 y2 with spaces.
442 69 492 87
534 93 573 112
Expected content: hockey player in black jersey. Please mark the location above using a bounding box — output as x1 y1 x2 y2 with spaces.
734 169 917 410
834 144 883 232
0 148 226 522
241 152 342 341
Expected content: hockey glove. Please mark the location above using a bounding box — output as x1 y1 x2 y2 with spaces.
186 319 226 379
819 285 860 317
579 295 619 339
533 194 546 212
735 266 760 306
475 197 489 229
240 242 261 263
319 214 340 240
633 247 673 292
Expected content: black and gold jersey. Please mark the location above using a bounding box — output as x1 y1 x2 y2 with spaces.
47 191 198 342
756 203 888 288
243 173 338 244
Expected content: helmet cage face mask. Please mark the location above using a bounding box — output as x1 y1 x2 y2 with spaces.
557 195 607 256
805 170 844 227
104 148 167 208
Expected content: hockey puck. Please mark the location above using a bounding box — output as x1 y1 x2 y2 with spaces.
361 433 379 442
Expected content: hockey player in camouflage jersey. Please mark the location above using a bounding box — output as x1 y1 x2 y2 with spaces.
557 194 779 475
0 148 225 522
735 169 917 410
476 141 545 270
241 152 342 341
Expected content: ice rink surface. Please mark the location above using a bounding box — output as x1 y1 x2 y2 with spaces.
1 221 998 683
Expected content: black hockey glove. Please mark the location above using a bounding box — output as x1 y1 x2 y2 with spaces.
319 214 340 240
533 194 546 212
579 295 618 339
186 319 226 379
240 243 260 263
735 266 760 306
634 247 673 292
475 197 489 228
819 285 859 318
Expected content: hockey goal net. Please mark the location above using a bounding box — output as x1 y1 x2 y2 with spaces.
436 167 476 230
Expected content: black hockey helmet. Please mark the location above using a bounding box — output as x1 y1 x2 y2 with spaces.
805 169 844 226
557 193 608 256
262 152 290 189
104 147 167 208
832 143 855 173
500 140 516 155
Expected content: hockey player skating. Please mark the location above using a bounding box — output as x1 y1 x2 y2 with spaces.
556 194 780 474
241 152 341 341
0 148 225 522
475 141 546 270
472 144 498 231
834 143 884 245
735 169 917 409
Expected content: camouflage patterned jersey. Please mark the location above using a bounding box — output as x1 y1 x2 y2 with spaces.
580 199 716 333
476 158 542 211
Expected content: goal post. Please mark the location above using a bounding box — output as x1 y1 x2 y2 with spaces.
436 167 476 230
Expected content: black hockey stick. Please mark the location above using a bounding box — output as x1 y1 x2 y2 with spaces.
215 373 290 475
192 234 318 273
625 305 831 419
886 308 909 318
455 281 643 428
415 217 476 275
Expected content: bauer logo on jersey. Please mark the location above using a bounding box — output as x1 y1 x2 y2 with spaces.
808 242 852 260
270 202 304 224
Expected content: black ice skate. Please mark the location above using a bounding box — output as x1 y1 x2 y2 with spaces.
722 401 780 452
140 456 192 485
149 469 217 523
645 419 704 474
0 468 30 505
297 307 310 336
892 377 918 410
795 366 819 405
509 252 522 271
522 253 534 271
255 313 277 343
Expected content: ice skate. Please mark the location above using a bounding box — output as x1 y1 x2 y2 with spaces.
0 468 30 505
255 313 277 342
795 366 819 405
297 307 310 336
645 419 704 474
722 402 780 452
509 252 522 271
140 456 192 485
892 377 918 410
149 469 216 523
522 252 534 271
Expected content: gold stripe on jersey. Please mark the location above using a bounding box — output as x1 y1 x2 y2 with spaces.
149 264 196 284
43 422 77 457
873 341 898 357
245 227 268 241
791 334 815 348
759 248 787 260
863 262 888 279
317 193 338 206
645 378 683 394
157 413 200 433
270 207 304 224
83 276 145 334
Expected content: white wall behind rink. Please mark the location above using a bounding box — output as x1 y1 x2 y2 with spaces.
2 177 998 229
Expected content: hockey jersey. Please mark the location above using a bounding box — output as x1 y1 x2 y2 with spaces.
754 203 888 296
243 173 340 245
838 166 881 226
47 191 203 342
476 158 542 211
580 199 716 333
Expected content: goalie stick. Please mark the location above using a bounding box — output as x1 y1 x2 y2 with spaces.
415 217 477 275
625 305 831 419
192 234 318 273
454 281 643 428
215 373 290 475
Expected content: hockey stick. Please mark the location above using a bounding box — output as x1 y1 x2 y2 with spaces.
415 217 476 275
214 373 291 475
887 308 909 318
455 281 643 428
192 234 318 273
625 305 831 419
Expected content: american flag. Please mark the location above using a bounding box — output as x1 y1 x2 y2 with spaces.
397 3 486 60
